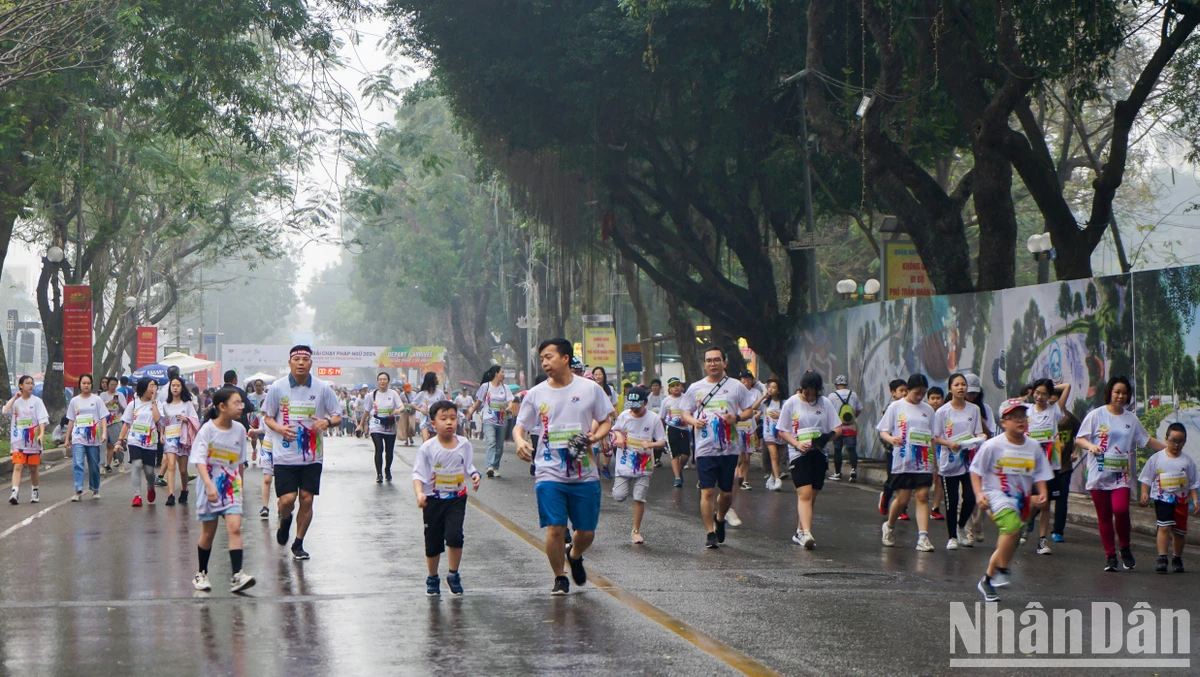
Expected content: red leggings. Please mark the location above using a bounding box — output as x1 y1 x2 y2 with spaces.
1089 487 1131 557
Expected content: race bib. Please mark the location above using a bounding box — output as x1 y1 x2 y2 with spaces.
132 421 152 435
703 399 728 415
1159 471 1187 491
206 440 240 466
1102 451 1129 473
289 402 316 421
626 435 647 449
165 424 182 440
76 414 95 427
1028 426 1054 442
434 464 465 494
489 399 506 410
262 436 273 451
548 423 582 449
907 426 932 447
997 447 1036 475
376 406 394 417
15 416 32 430
794 426 821 443
736 419 754 433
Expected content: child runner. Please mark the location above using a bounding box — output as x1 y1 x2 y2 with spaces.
933 374 986 550
100 376 127 474
1022 378 1071 554
755 378 786 491
777 371 840 549
191 386 255 593
66 374 107 501
926 386 946 521
659 377 692 488
877 374 936 552
119 377 162 507
412 401 481 597
5 375 49 504
162 376 200 506
878 379 908 518
971 399 1053 602
611 387 667 544
1138 422 1200 573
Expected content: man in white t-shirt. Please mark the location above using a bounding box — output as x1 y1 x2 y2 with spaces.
515 338 615 596
680 346 756 549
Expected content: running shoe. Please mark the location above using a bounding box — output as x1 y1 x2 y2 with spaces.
898 511 911 521
849 470 857 483
600 466 612 480
673 478 683 488
1104 555 1119 572
828 473 842 481
631 530 645 545
715 516 727 543
881 523 895 547
991 567 1012 587
165 494 176 507
30 488 38 504
957 536 974 548
188 473 197 482
486 467 495 478
291 542 310 560
8 491 16 505
930 508 945 521
916 535 935 552
1052 533 1065 543
1120 546 1135 570
492 470 502 478
565 545 587 585
973 528 985 543
740 479 752 491
654 460 663 468
1036 537 1052 555
103 465 112 475
725 508 742 527
551 576 570 595
277 515 293 545
1018 525 1028 545
376 474 383 484
706 532 719 549
92 490 100 500
977 576 999 602
385 471 392 482
791 530 804 546
946 538 958 550
179 490 188 504
779 471 788 480
1156 555 1169 573
71 492 82 502
132 495 143 507
155 475 168 487
800 531 816 550
193 572 212 592
147 486 156 503
231 572 256 593
447 571 464 596
259 506 269 519
878 492 886 515
426 575 441 597
1172 556 1185 573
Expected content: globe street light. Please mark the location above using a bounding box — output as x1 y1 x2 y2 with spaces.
1027 232 1053 284
46 246 65 263
836 277 880 304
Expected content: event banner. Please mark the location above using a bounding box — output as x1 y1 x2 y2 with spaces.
584 328 618 369
222 344 446 373
62 285 93 388
136 326 158 368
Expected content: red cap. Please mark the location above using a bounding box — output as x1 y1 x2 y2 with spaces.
999 398 1029 417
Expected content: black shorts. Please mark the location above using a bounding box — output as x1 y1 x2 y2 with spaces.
789 450 828 490
667 427 692 459
274 464 323 497
128 445 156 464
424 495 467 557
1154 500 1188 534
890 472 934 491
697 455 738 492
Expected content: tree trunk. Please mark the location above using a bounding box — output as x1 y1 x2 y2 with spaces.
971 133 1018 290
617 256 656 383
36 261 67 424
665 292 702 383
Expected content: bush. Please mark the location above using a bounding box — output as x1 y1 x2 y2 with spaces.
1138 404 1175 464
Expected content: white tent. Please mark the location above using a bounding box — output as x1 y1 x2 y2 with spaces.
159 352 217 373
243 372 279 384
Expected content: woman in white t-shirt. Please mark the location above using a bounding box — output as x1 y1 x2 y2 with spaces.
1075 376 1165 571
932 374 986 550
5 375 50 505
100 377 127 473
66 373 108 501
119 377 162 507
1024 377 1071 554
753 378 787 491
412 371 448 442
471 365 516 477
360 372 403 483
162 376 200 506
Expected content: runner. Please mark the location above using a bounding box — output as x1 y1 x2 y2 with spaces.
611 386 667 544
877 374 937 552
680 346 756 549
1051 408 1082 542
190 386 256 593
119 377 162 507
878 379 908 518
925 386 947 521
647 379 664 467
153 366 182 489
776 371 839 549
592 366 617 406
257 412 274 520
1022 378 1071 554
1074 375 1165 571
261 345 343 560
413 400 481 597
658 377 692 488
963 373 996 542
247 379 267 459
361 372 402 483
66 374 107 501
829 375 862 482
5 375 49 504
453 386 475 437
100 376 128 474
471 365 516 478
1138 422 1200 573
412 371 447 443
161 376 200 506
399 382 417 445
117 376 134 402
971 399 1053 602
933 374 986 550
514 338 615 595
755 377 786 491
735 370 765 492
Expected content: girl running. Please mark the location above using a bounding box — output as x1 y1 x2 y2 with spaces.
162 376 200 506
5 375 50 504
777 371 840 549
191 386 255 593
932 373 986 550
755 378 787 491
119 377 162 507
1023 378 1071 554
412 371 447 443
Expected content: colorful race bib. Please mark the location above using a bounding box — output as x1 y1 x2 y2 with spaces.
703 399 728 416
434 463 465 494
548 423 582 449
1102 451 1129 473
907 426 932 447
15 416 32 430
997 447 1036 475
1159 470 1187 491
794 426 821 443
76 414 95 427
164 424 182 440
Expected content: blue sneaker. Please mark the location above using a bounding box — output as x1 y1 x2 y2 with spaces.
446 571 464 596
673 478 683 488
600 465 613 481
1052 533 1065 543
426 575 440 597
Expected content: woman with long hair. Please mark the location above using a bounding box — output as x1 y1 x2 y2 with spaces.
932 373 987 550
100 376 128 474
592 366 616 405
755 378 787 491
777 371 840 548
119 377 162 507
162 376 200 506
412 371 447 443
5 375 50 504
1024 378 1072 554
360 372 403 483
470 365 515 477
66 373 107 501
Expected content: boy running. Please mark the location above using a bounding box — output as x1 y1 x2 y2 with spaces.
1138 422 1200 573
659 377 692 488
611 387 667 544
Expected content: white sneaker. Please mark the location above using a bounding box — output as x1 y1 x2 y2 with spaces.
724 508 742 527
957 536 974 548
1036 538 1052 555
828 473 842 481
881 523 896 547
71 492 82 502
765 477 775 491
30 488 39 504
491 470 502 478
792 530 804 545
193 572 212 592
916 535 935 552
230 571 256 593
801 531 816 550
771 477 783 492
946 538 959 550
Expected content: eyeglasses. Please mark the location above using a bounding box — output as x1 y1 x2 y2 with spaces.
703 358 725 364
1166 438 1185 446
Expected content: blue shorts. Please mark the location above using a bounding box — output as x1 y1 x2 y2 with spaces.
536 481 601 531
198 506 243 522
697 455 738 492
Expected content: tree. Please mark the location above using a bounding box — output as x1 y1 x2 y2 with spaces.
0 0 115 89
1178 354 1196 403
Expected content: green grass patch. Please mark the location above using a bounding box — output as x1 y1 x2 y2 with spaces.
0 439 8 458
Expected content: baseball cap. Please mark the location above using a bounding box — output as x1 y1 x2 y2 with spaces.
999 398 1029 418
965 374 983 394
625 386 648 408
667 377 682 386
570 356 584 371
834 375 848 386
738 370 754 380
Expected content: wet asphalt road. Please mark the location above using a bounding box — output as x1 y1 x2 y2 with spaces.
1 436 1197 676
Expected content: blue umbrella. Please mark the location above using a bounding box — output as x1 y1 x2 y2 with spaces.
131 363 170 384
354 382 370 390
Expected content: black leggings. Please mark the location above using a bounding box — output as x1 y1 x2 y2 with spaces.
941 474 976 539
371 433 396 475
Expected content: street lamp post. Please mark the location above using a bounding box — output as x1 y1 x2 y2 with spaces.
836 278 880 305
1027 232 1054 284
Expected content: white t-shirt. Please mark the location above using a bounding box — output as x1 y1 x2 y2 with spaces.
516 375 615 483
1138 451 1200 504
366 388 404 435
189 420 248 516
760 399 783 443
1027 404 1066 471
67 395 108 446
262 375 341 466
161 400 199 450
647 392 664 414
453 395 475 421
876 399 938 474
1077 407 1149 491
99 391 127 424
658 394 688 430
7 395 49 452
476 382 514 428
613 410 666 478
777 394 838 462
933 401 985 477
682 377 755 457
412 389 447 426
121 399 161 449
969 434 1054 516
412 434 479 498
830 388 862 435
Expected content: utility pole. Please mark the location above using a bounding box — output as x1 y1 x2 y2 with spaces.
782 69 821 314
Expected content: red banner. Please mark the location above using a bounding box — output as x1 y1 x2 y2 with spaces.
62 285 93 388
194 353 209 389
136 326 158 368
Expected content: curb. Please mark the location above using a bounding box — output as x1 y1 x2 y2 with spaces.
0 446 69 474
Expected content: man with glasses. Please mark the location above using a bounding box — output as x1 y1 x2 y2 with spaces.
680 346 756 549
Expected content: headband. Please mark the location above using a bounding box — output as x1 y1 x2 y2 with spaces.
290 347 312 358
